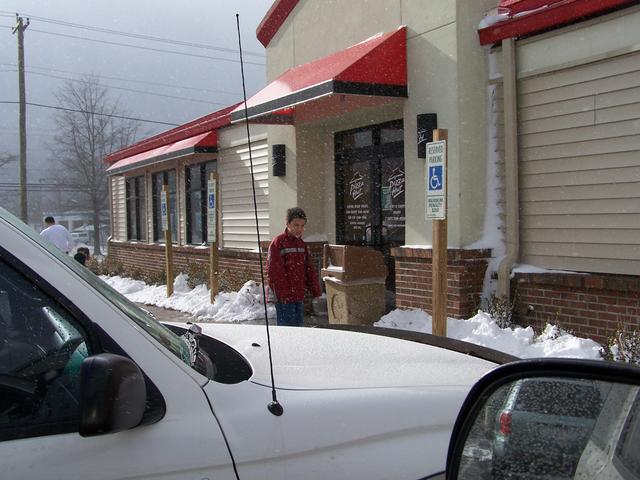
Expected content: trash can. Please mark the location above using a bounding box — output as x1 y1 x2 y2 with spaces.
321 244 387 326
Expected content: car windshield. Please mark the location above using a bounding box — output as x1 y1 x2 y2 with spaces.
2 207 192 368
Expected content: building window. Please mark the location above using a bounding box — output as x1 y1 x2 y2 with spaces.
185 161 217 245
126 176 146 241
152 169 177 243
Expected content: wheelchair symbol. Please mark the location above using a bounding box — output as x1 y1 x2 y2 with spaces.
429 166 442 191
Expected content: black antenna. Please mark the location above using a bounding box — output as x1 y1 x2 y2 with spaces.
235 13 283 417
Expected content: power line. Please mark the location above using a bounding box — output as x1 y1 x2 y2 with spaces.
28 28 265 66
0 63 242 97
0 101 179 126
3 69 230 106
0 11 265 58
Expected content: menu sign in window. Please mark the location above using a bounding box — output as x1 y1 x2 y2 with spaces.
344 164 371 243
381 160 405 243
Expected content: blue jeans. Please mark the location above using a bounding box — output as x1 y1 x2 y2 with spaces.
275 302 304 326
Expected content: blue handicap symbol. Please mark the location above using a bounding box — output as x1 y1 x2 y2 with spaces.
208 193 215 209
429 165 443 191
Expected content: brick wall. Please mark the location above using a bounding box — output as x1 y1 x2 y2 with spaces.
107 240 326 295
513 272 640 345
391 247 490 319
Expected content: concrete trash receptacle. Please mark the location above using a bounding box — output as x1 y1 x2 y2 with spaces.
321 245 387 326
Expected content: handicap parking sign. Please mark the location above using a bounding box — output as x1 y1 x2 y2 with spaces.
428 165 443 192
425 139 446 219
208 192 215 209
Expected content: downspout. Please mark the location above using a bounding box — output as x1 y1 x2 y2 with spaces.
497 37 519 301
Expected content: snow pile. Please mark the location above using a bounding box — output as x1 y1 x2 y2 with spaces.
376 309 603 360
102 274 603 360
101 274 276 322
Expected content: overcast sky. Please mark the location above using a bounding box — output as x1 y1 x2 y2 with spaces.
0 0 273 177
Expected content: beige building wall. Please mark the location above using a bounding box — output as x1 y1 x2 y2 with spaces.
264 0 494 247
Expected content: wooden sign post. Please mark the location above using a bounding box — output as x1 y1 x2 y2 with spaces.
208 173 219 303
426 129 448 336
161 185 174 297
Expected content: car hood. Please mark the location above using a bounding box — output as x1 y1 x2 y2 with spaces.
195 323 497 390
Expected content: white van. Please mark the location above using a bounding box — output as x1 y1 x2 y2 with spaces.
0 206 504 480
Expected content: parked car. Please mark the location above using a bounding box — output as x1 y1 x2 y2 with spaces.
0 206 506 480
444 358 640 480
491 377 604 478
71 231 90 245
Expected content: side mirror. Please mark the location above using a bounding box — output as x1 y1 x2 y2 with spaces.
79 353 147 437
445 358 640 479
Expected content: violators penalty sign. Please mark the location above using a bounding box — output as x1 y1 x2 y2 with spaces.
425 140 446 220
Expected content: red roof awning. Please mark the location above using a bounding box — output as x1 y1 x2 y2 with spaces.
106 131 217 175
231 27 407 124
478 0 637 45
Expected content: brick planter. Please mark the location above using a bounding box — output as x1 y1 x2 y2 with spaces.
391 247 491 319
107 240 326 296
513 272 640 345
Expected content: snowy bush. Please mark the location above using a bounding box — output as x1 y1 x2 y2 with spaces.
480 293 516 329
601 328 640 365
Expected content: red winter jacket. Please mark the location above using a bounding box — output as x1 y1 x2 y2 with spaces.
267 229 322 304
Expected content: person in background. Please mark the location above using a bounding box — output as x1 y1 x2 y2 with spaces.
78 246 90 262
73 250 86 265
267 207 322 326
40 216 75 254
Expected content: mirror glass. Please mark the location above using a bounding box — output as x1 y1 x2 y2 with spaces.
456 376 640 479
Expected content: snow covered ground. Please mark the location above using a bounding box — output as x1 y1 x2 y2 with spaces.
102 273 604 361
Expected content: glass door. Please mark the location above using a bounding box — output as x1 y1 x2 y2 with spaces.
335 120 405 289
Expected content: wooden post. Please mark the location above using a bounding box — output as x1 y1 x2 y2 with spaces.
162 185 174 297
431 129 448 337
208 173 219 303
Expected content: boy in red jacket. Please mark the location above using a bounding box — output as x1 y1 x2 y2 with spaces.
267 207 322 326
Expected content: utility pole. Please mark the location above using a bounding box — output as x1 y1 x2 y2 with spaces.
13 14 29 223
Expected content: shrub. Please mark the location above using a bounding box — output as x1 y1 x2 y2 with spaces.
185 261 210 289
142 269 167 286
601 328 640 365
88 255 125 276
219 267 252 293
481 293 516 329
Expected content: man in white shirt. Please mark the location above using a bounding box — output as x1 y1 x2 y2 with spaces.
40 216 75 254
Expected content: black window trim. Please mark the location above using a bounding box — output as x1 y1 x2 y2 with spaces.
151 169 178 243
126 175 146 241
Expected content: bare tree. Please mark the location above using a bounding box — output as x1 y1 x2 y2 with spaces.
50 75 141 255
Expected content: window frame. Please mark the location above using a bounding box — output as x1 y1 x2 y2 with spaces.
126 175 146 241
152 169 178 243
185 161 217 245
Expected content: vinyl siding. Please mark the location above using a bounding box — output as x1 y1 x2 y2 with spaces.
218 138 269 250
110 175 126 241
518 51 640 274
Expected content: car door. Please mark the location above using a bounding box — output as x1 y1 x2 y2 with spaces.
0 247 236 480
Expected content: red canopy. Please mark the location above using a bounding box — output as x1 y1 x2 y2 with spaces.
231 27 407 124
478 0 637 45
106 131 217 175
